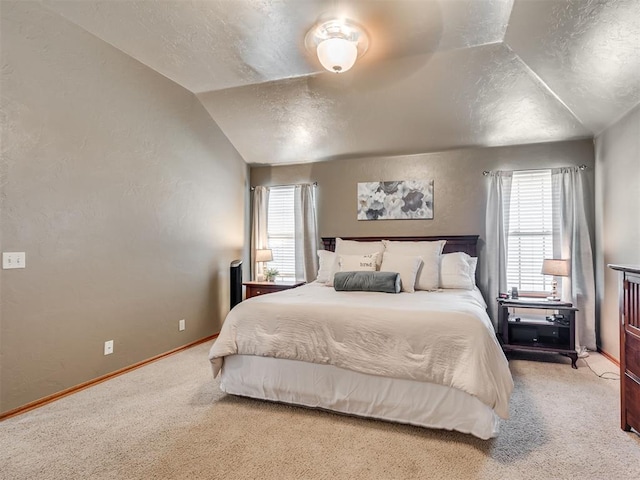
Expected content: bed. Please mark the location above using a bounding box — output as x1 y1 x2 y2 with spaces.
209 236 513 439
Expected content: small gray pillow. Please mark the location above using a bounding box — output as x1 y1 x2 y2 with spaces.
333 271 401 294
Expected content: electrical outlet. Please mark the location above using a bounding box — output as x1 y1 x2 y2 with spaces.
2 252 26 269
179 319 185 331
104 340 114 355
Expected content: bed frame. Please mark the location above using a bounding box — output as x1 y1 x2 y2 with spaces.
321 235 479 257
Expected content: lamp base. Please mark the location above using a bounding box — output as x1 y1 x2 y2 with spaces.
548 280 559 302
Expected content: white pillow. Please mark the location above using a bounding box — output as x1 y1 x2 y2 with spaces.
316 250 336 283
469 257 478 285
335 238 385 268
382 239 446 256
339 253 378 271
380 252 423 293
383 240 445 291
440 252 474 290
328 252 379 286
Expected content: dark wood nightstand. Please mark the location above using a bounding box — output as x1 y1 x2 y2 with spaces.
243 280 305 299
498 297 579 368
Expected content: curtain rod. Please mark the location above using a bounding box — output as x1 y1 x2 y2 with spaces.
482 165 587 176
250 182 318 191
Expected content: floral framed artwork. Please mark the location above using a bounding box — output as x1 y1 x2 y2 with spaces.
357 180 434 220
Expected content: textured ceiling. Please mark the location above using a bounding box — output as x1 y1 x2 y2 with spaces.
43 0 640 165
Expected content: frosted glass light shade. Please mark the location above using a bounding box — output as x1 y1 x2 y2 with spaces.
317 38 358 73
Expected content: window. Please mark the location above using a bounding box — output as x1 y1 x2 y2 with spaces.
506 170 554 293
267 186 295 281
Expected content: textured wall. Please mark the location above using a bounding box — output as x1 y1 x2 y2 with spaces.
251 139 595 317
0 2 247 413
595 104 640 361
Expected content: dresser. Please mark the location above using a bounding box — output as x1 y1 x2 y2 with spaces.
609 264 640 433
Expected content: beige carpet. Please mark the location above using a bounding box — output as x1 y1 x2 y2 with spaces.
1 343 639 480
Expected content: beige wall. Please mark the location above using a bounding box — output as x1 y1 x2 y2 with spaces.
0 2 248 413
595 104 640 361
252 139 594 235
251 139 595 319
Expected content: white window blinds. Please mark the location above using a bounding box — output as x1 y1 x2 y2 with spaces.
506 170 554 293
267 186 296 281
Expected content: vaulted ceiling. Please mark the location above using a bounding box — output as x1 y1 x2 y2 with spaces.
43 0 640 165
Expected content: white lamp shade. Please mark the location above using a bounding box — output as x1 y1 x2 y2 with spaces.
317 37 358 73
541 259 570 277
255 249 273 263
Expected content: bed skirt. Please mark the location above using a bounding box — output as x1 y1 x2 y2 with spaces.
220 354 500 440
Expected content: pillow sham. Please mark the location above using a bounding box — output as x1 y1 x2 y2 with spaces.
333 271 401 294
339 253 378 271
335 238 385 268
316 250 336 283
440 252 475 290
381 239 446 256
328 252 379 286
379 252 423 293
469 257 478 284
382 240 445 291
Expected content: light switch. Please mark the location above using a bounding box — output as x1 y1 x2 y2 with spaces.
2 252 26 269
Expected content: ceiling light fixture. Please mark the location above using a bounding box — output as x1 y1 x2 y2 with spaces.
305 19 369 74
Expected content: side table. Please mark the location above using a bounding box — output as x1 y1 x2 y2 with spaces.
243 280 305 299
498 297 579 369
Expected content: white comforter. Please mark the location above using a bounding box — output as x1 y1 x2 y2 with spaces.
209 283 513 418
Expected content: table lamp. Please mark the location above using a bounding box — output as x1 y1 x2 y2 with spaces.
255 248 273 281
541 259 570 301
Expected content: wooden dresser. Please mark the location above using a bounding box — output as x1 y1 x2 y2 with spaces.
609 264 640 433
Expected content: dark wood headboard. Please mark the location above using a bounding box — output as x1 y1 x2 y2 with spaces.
321 235 479 257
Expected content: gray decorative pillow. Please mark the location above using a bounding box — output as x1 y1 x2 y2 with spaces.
333 271 401 294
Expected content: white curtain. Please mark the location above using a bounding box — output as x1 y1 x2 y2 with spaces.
294 184 319 282
484 171 513 329
552 167 596 354
251 186 269 281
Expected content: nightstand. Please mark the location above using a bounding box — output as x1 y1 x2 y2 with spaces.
497 297 579 368
243 280 305 299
